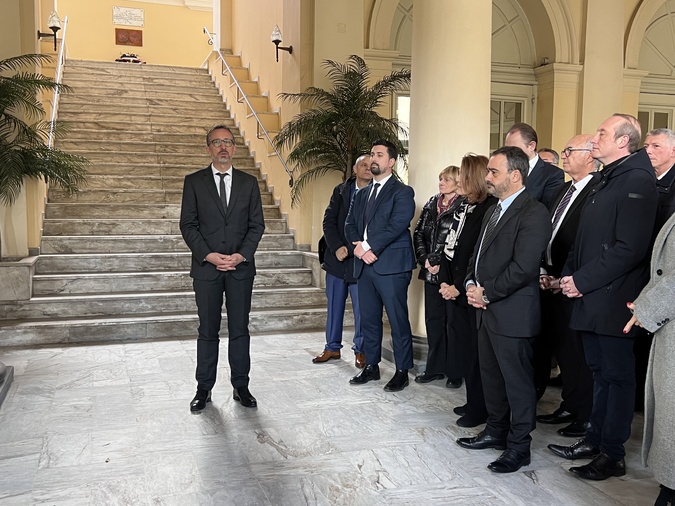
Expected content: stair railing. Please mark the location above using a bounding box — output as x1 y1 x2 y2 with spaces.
48 15 69 149
202 27 293 187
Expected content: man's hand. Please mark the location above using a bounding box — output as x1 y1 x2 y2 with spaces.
335 246 348 262
540 275 561 293
466 284 487 310
560 275 582 298
623 302 643 333
439 282 460 300
353 241 378 264
206 252 245 271
425 259 440 275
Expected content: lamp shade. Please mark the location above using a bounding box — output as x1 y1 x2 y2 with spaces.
48 11 62 30
271 25 282 44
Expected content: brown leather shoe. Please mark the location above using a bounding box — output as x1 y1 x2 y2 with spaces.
355 352 366 368
312 350 340 363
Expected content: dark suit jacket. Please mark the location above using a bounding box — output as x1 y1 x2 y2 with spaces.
179 166 265 281
655 165 675 236
526 157 565 208
545 174 599 277
465 190 552 337
562 149 658 337
344 176 416 278
321 177 358 283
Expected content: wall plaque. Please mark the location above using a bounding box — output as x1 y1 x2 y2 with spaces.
115 28 143 47
112 6 144 27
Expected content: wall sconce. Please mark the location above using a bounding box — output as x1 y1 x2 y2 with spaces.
37 11 62 51
271 25 292 62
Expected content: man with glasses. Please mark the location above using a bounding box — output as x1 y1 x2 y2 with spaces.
180 124 265 412
536 135 598 439
549 114 658 481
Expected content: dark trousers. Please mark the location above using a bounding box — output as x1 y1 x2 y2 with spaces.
582 332 636 460
546 292 593 421
358 266 414 370
478 324 536 452
423 282 460 378
533 291 555 399
193 272 254 390
453 299 487 420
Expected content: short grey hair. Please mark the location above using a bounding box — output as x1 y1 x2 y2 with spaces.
646 128 675 147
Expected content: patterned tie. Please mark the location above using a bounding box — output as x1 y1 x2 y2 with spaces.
218 172 229 210
551 184 576 231
363 182 381 228
476 203 501 285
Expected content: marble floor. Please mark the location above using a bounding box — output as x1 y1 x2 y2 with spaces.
0 331 660 505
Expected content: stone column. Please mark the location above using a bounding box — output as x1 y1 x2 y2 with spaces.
579 0 625 133
407 0 492 336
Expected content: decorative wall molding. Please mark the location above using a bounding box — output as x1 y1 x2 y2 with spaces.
124 0 212 12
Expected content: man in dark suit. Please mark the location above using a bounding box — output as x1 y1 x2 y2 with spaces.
505 122 564 207
345 139 417 392
644 128 675 234
180 124 265 412
536 134 598 438
551 114 658 481
456 146 551 473
313 155 372 368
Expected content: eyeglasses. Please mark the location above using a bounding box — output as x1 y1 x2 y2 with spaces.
209 138 235 148
561 147 592 157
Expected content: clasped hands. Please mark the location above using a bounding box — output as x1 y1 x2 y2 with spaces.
206 252 245 271
466 284 487 310
353 241 378 264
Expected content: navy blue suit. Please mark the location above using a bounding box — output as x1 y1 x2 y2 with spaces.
344 176 416 370
526 157 564 208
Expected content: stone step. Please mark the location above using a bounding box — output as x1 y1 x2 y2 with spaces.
44 203 280 220
57 111 228 126
32 267 312 295
35 250 304 274
62 151 253 166
47 188 274 205
59 102 230 119
0 286 326 321
57 140 227 155
78 165 263 179
64 75 214 89
42 217 286 235
40 233 294 254
67 174 265 191
65 59 207 76
55 130 225 145
60 94 223 109
62 88 222 103
0 306 329 348
56 121 235 134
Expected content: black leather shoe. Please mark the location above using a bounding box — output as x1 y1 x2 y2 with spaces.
557 421 590 438
453 405 467 416
570 452 626 480
456 415 487 428
446 378 463 389
456 430 507 450
190 389 211 412
488 448 531 473
548 439 600 460
384 370 409 392
233 387 257 408
414 372 444 383
350 364 380 385
537 407 575 424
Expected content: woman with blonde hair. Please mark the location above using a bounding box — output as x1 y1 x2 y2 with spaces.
438 153 497 427
413 165 464 387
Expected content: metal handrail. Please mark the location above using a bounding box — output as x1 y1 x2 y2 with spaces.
48 15 68 148
202 27 293 187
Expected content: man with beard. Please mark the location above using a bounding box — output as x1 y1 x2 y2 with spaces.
345 140 417 392
180 124 265 412
457 146 551 473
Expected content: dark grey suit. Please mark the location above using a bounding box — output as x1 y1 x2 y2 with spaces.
466 189 551 451
180 166 265 390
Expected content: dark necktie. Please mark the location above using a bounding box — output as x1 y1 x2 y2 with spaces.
551 184 576 231
363 182 381 227
218 172 229 210
476 203 501 285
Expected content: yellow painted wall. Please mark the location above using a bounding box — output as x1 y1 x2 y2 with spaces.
50 0 211 66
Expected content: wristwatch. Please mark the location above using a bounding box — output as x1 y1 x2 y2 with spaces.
481 293 490 304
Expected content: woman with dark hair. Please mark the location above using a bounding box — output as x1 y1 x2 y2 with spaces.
413 166 464 388
438 153 497 427
625 211 675 506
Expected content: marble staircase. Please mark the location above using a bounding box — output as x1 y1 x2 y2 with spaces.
0 60 327 348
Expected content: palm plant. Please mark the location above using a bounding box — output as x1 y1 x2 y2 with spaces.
273 55 410 205
0 53 88 207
